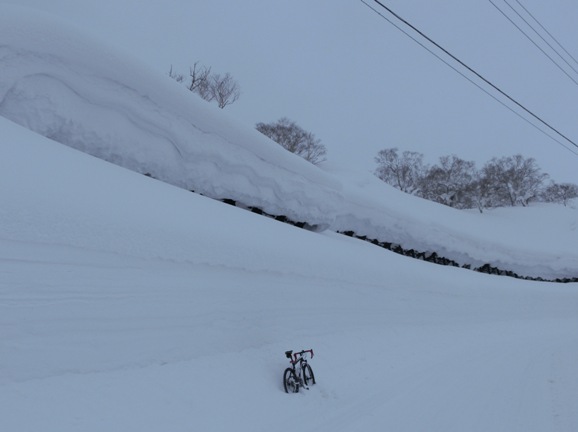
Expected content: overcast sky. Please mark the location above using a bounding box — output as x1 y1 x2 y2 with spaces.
7 0 578 183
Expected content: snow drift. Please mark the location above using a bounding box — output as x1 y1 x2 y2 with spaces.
2 86 578 432
2 6 578 431
0 6 341 230
0 5 577 279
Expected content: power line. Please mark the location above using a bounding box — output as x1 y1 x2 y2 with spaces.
488 0 578 86
500 0 578 76
359 0 577 155
513 0 578 68
361 0 578 154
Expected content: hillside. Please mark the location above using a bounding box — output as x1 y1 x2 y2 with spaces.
1 5 577 280
1 6 578 432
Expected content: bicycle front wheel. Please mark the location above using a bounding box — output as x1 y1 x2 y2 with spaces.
303 364 316 386
283 368 299 393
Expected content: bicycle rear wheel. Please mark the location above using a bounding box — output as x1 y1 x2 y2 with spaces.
283 368 299 393
303 364 315 386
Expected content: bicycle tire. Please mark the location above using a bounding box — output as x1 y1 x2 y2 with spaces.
303 363 316 386
283 368 299 393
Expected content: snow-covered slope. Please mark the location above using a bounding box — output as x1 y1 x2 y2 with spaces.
2 109 578 432
1 5 577 279
333 170 578 279
3 5 578 432
0 6 341 230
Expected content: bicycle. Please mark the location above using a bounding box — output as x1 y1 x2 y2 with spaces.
283 349 315 393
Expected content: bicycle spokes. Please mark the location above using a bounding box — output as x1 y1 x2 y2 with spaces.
283 349 316 393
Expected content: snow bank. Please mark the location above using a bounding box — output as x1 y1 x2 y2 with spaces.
0 5 342 230
331 169 578 279
1 5 577 279
2 7 578 432
2 97 578 432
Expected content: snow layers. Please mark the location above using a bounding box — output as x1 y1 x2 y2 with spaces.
1 5 577 279
2 112 578 432
0 6 341 230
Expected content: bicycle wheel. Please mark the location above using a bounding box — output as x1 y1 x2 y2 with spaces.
303 364 316 386
283 368 299 393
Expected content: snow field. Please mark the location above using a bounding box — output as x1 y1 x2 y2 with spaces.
2 242 577 431
1 6 578 431
1 5 577 278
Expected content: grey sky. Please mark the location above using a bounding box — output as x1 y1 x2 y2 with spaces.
8 0 578 183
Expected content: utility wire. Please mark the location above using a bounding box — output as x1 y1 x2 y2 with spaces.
358 0 576 155
513 0 578 68
488 0 578 86
500 0 578 76
362 0 578 153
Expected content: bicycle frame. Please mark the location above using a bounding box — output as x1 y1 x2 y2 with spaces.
285 349 314 388
283 348 316 393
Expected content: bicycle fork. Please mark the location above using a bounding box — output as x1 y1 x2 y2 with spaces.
298 366 309 391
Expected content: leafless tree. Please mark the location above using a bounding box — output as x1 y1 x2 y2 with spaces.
468 171 496 213
210 73 241 108
256 117 327 165
168 65 185 83
374 148 427 195
542 182 578 206
482 155 548 207
420 155 477 208
169 62 240 109
188 62 212 94
373 148 566 212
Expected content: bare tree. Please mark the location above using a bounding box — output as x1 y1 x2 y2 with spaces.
188 62 212 94
210 73 241 108
482 155 548 207
256 117 327 165
168 65 185 83
372 148 566 211
169 62 240 109
469 172 495 213
420 155 477 208
374 148 426 195
542 182 578 206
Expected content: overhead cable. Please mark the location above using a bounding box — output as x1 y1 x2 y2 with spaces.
359 0 576 155
488 0 578 86
513 0 578 68
500 0 578 75
361 0 578 153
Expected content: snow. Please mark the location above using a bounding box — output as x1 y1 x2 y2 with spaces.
1 6 577 279
1 6 578 431
0 5 341 230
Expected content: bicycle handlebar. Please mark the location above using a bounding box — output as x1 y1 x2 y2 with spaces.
289 349 314 363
